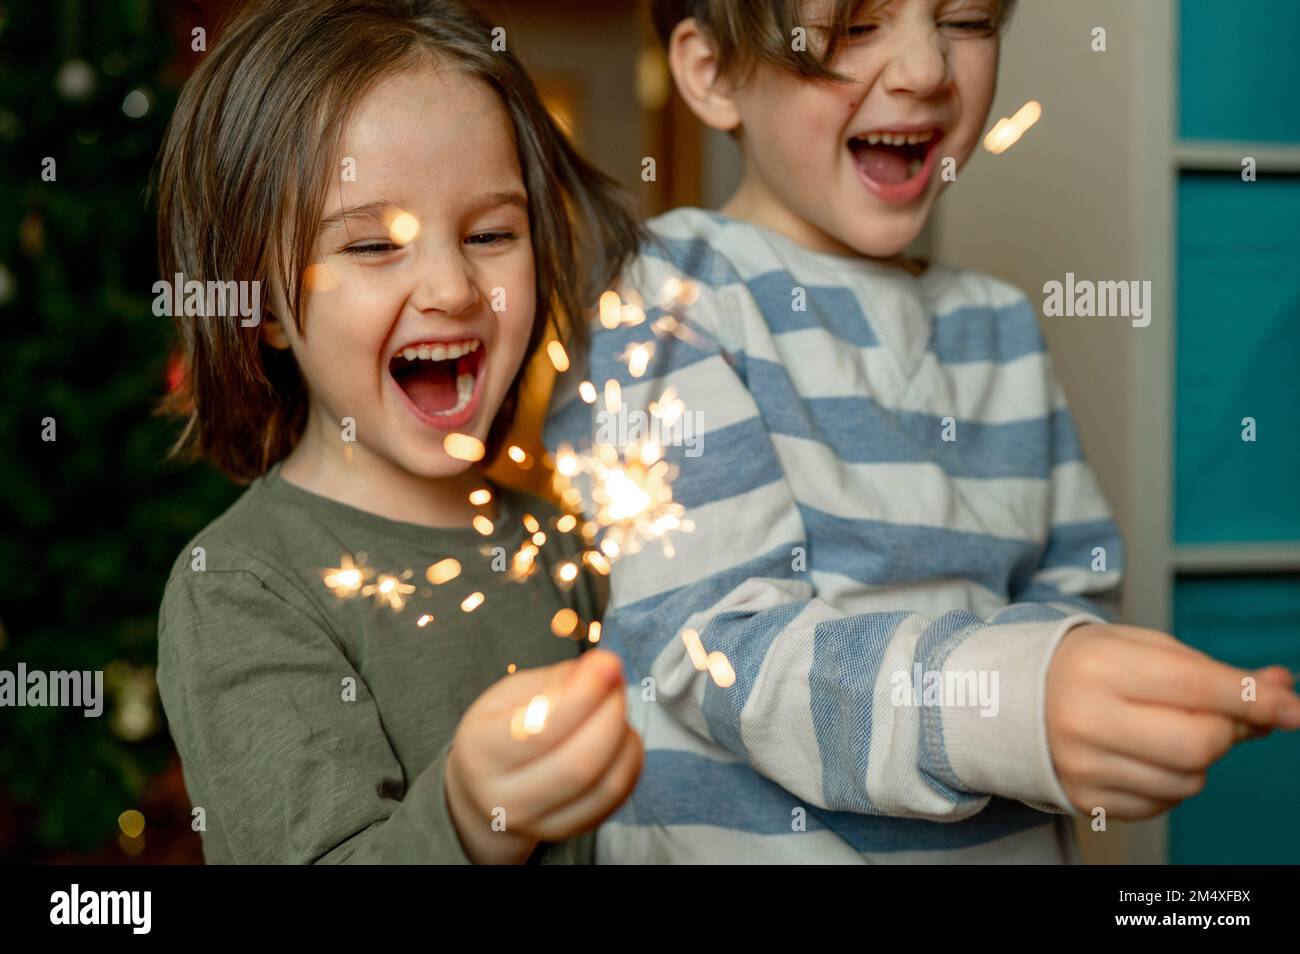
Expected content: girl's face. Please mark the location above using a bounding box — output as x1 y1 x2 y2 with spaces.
267 61 535 480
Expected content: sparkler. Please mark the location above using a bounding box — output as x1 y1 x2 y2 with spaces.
361 571 416 612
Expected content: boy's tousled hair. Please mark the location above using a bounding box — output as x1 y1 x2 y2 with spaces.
651 0 1017 83
156 0 641 483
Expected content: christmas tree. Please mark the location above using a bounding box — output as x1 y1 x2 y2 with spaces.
0 0 238 860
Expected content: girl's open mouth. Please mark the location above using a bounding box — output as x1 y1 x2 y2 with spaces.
848 127 944 204
388 337 486 430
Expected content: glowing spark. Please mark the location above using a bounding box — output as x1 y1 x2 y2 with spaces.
510 542 539 580
551 608 579 637
620 303 646 326
386 210 420 244
507 445 530 467
303 263 338 292
650 387 684 427
523 513 541 534
512 694 551 738
626 342 653 378
550 441 693 560
581 549 611 575
556 561 578 583
546 340 570 372
599 290 622 329
676 281 700 306
461 592 485 612
417 614 434 628
532 531 547 546
578 381 597 404
588 620 602 644
556 445 579 477
473 515 494 536
507 663 517 674
444 432 485 462
707 651 736 688
469 488 492 506
323 554 371 598
556 513 577 533
118 810 146 839
604 379 622 414
426 558 461 585
362 573 416 611
983 100 1042 154
660 276 682 305
681 628 709 671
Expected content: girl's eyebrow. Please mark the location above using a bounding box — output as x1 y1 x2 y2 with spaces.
318 199 399 234
317 191 528 235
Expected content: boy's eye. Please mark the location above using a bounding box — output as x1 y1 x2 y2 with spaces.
466 230 518 247
940 19 997 36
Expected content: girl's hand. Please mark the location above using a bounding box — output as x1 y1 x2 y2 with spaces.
444 649 643 864
1045 623 1300 820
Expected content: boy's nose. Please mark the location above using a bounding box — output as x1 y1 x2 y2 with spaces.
880 31 951 98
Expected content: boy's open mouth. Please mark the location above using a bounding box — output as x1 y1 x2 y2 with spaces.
388 338 485 422
848 127 944 202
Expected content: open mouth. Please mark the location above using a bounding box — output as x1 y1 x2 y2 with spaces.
848 127 944 202
388 338 485 426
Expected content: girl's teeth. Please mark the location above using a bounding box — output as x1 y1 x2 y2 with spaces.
430 372 475 416
401 340 481 361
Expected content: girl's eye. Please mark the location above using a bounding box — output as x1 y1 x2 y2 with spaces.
466 230 518 247
343 242 400 256
844 23 878 39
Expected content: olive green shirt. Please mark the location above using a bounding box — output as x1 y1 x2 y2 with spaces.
156 465 601 864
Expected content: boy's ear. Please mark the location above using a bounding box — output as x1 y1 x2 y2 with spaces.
667 18 741 133
261 313 293 350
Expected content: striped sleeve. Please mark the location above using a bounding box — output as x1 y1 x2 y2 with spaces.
545 258 1119 823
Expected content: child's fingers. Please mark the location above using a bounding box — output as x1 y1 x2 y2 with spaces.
1084 788 1180 821
501 680 629 816
1118 647 1300 729
528 726 644 842
1089 699 1237 773
1083 749 1208 803
496 650 623 760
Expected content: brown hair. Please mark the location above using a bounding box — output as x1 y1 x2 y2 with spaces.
651 0 1017 84
155 0 642 483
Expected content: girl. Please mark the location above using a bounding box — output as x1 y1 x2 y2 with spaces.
154 0 643 863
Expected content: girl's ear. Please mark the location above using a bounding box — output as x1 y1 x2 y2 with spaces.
667 18 741 133
261 313 293 350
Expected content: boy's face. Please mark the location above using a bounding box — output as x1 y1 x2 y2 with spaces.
267 62 535 480
723 0 1001 258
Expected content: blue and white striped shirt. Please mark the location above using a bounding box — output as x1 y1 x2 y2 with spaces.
546 208 1123 863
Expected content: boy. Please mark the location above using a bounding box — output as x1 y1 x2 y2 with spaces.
546 0 1300 862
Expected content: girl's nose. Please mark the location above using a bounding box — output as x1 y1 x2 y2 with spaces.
880 29 951 99
411 251 479 319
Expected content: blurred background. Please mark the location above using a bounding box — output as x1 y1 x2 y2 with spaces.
0 0 1296 864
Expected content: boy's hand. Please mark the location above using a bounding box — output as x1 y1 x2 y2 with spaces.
1045 623 1300 820
444 649 643 864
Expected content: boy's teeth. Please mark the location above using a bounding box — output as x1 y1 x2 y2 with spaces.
430 372 475 416
860 130 934 147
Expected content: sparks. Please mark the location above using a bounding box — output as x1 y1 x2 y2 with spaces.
984 100 1042 154
551 608 579 637
323 554 371 598
444 432 485 462
469 488 492 506
546 340 570 372
426 558 461 585
461 591 485 612
362 572 416 612
551 440 693 560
